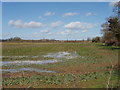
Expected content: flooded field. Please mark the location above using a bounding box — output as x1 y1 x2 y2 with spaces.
44 51 78 59
2 42 119 88
1 51 79 73
1 68 56 73
2 60 59 66
1 60 59 73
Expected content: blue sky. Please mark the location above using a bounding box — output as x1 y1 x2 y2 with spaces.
2 2 114 40
0 1 2 39
1 0 117 2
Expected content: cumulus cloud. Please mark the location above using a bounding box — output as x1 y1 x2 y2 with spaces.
86 12 92 16
8 20 44 28
62 12 79 17
60 30 73 35
33 29 50 35
59 29 81 35
51 21 62 27
44 12 55 16
64 21 95 30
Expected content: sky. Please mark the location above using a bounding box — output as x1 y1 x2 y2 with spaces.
2 2 115 40
0 1 2 39
1 0 118 2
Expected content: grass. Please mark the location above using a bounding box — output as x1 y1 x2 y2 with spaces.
2 71 119 88
2 42 119 88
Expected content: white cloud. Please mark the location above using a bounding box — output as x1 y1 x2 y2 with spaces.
59 29 81 35
62 12 79 17
64 21 95 30
48 32 53 35
81 30 88 33
60 30 73 35
86 12 92 16
51 21 62 27
33 29 50 35
41 30 49 33
44 12 55 16
8 20 44 28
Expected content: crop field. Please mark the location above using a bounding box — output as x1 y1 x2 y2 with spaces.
1 42 119 88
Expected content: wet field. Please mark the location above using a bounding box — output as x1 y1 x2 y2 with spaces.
1 42 119 88
1 51 78 73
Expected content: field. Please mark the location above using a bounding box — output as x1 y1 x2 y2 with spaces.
1 42 119 88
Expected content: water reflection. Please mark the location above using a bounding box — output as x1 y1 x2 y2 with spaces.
1 68 56 73
2 60 59 66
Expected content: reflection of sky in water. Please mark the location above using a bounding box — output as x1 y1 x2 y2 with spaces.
1 68 56 73
1 51 78 60
2 60 58 66
44 51 78 59
1 51 79 73
1 56 28 58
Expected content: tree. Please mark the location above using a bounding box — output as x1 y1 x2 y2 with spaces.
92 37 101 43
108 17 120 45
101 1 120 46
8 37 22 42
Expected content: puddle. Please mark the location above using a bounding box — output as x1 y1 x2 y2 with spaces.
1 56 41 59
31 56 39 58
44 52 70 58
1 51 79 74
1 68 56 73
1 51 78 60
1 60 58 73
44 51 78 59
1 56 28 58
2 60 59 66
1 69 18 73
